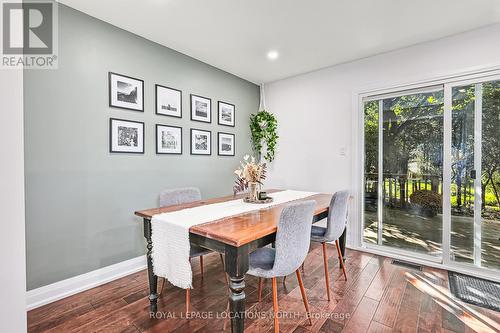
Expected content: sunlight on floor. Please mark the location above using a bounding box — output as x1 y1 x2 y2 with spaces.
363 209 500 269
405 272 500 333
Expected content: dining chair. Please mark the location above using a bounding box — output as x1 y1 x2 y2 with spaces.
249 200 316 333
309 190 349 301
158 187 228 313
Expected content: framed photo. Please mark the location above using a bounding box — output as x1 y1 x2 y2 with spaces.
156 125 182 154
218 132 235 156
108 72 144 111
190 94 211 123
190 128 211 155
218 101 235 127
156 85 182 118
109 118 144 153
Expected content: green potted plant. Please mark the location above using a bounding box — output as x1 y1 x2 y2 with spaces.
249 110 278 162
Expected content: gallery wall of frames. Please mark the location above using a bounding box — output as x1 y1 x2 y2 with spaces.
108 72 236 157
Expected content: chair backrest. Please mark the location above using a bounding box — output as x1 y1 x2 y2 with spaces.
324 190 350 241
272 200 316 277
159 187 201 207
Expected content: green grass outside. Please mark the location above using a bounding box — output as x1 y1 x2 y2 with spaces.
367 177 500 211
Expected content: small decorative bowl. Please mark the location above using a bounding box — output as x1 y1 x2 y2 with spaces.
243 197 274 204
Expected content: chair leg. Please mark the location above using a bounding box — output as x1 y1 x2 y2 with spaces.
272 277 279 333
159 277 165 296
221 253 230 331
219 253 229 287
301 262 305 274
296 269 312 326
223 301 229 331
335 240 347 281
282 275 286 286
186 288 190 315
322 242 332 301
258 277 264 302
200 255 204 278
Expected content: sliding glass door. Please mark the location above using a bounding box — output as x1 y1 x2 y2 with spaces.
362 73 499 273
450 79 500 270
363 88 444 257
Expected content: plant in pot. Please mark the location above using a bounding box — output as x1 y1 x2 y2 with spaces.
409 190 442 218
233 155 267 199
250 110 278 162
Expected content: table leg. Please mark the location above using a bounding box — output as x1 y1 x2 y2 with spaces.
225 244 249 333
143 218 158 313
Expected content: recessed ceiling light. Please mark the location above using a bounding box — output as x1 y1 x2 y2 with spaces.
267 50 279 60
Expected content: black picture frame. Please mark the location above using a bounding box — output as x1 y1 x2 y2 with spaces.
109 118 145 154
156 124 183 155
218 132 235 156
108 72 144 112
190 128 212 155
218 101 235 127
155 84 182 118
190 94 212 123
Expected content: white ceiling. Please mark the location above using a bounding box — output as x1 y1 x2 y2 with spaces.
58 0 500 84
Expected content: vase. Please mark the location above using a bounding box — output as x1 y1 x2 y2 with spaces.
248 182 259 201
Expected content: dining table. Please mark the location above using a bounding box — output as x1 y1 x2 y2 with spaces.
134 189 346 333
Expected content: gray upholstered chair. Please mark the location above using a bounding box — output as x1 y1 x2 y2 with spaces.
158 187 228 313
310 190 349 301
249 200 316 333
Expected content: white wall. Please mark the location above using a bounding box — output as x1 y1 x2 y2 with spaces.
0 69 27 330
265 23 500 244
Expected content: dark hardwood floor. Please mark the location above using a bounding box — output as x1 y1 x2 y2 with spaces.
28 243 500 333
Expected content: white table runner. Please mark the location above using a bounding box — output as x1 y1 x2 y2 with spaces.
151 190 317 289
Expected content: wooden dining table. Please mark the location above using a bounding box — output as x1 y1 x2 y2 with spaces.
134 190 344 333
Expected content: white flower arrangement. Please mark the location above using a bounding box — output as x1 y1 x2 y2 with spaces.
233 155 267 195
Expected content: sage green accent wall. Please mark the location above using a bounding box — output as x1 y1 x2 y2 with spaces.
24 4 259 290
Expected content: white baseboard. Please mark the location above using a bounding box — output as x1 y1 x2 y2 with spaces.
26 255 147 311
